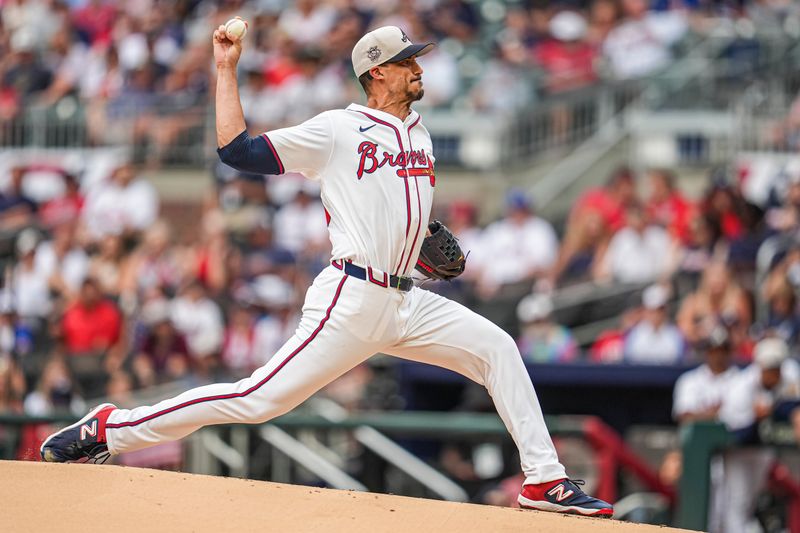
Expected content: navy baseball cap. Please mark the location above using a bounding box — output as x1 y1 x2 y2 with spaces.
352 26 434 77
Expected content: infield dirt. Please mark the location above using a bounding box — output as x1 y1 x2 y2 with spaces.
0 460 689 532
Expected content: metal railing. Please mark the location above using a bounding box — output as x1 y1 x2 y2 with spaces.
187 398 468 499
629 34 800 166
0 100 213 167
732 82 800 156
309 398 468 501
1 89 640 171
503 81 643 165
530 29 744 206
257 425 367 490
728 33 800 156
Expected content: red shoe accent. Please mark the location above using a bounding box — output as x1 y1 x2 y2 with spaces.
81 404 116 444
95 404 116 443
520 478 567 500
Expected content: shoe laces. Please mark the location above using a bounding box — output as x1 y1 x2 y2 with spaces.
88 451 111 465
565 479 587 492
80 443 110 464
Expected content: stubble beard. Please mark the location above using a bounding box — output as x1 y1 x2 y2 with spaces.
408 86 424 103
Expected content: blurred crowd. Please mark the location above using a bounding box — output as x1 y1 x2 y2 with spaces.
0 159 332 423
1 144 799 418
2 0 798 162
497 159 800 369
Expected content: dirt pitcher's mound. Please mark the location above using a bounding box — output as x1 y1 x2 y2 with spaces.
0 461 686 532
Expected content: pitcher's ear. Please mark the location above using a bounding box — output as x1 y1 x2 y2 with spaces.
369 65 385 81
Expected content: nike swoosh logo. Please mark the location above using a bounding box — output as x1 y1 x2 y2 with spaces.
359 125 376 132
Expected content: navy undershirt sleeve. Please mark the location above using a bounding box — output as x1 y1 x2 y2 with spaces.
217 130 282 175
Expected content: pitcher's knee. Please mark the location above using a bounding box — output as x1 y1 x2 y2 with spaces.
249 393 302 424
249 404 283 424
487 329 521 359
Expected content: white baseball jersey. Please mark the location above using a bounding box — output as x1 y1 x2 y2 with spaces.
264 103 435 277
672 364 740 420
718 360 800 431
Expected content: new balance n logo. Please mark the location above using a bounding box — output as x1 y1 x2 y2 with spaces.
80 420 97 440
547 484 574 502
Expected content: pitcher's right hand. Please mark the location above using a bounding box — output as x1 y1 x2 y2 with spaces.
213 17 245 70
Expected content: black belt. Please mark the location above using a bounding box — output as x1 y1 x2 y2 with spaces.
331 260 413 292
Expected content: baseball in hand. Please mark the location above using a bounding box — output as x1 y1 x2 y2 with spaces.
224 18 248 40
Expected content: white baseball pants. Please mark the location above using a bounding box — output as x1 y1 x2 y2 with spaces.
105 265 566 484
708 448 774 532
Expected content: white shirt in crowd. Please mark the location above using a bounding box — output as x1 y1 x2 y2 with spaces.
470 59 535 112
222 329 255 372
277 5 336 45
1 0 62 46
24 390 85 417
273 198 329 255
673 364 741 420
624 320 684 364
718 360 800 431
48 41 89 91
455 226 483 266
253 313 301 367
603 11 687 79
80 45 123 100
474 216 559 286
170 297 224 359
240 82 285 130
34 241 89 293
83 177 159 238
13 264 51 319
602 226 670 283
282 66 349 126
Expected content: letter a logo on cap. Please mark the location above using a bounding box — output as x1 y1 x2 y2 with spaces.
400 29 409 42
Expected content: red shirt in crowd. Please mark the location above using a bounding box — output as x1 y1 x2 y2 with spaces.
62 299 121 354
71 3 117 45
263 56 302 87
40 194 84 228
533 40 598 93
574 187 627 233
719 212 744 240
589 329 625 363
646 193 695 244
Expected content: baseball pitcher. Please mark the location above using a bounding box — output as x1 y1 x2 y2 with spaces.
41 22 612 517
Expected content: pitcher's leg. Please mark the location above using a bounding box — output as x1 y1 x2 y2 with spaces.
386 289 565 484
105 275 379 454
106 335 373 454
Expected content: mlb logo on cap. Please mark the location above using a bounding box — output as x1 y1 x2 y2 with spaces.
351 26 434 78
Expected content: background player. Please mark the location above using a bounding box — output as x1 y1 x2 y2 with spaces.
40 21 613 518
